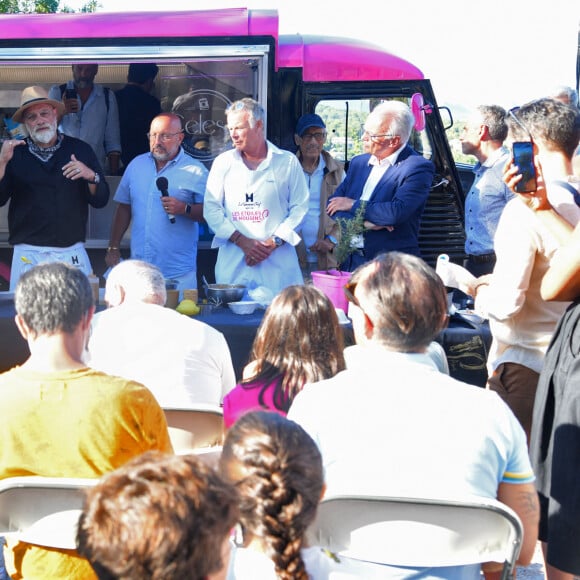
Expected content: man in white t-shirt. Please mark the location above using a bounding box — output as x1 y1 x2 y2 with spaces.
86 259 235 409
288 251 539 578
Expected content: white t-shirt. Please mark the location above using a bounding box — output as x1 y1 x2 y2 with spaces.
86 302 235 408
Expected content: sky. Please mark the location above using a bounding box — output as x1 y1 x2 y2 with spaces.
79 0 578 118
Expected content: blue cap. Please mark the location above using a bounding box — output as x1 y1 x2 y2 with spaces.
295 113 326 136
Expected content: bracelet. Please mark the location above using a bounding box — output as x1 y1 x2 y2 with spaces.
231 231 242 245
107 246 120 252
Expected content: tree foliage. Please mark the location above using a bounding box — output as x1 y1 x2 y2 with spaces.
0 0 98 12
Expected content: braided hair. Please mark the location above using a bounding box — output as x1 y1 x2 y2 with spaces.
220 411 324 580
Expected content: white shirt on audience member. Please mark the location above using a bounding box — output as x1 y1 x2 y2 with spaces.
86 302 235 408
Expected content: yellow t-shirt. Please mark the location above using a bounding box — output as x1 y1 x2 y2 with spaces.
0 366 173 579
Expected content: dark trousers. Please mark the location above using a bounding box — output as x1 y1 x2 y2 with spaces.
464 253 496 277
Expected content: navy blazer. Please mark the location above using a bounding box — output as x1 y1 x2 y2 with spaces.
329 146 434 261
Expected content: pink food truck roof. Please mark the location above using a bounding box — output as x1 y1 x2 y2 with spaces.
0 8 423 81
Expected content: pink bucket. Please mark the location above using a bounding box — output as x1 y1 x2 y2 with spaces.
311 270 351 312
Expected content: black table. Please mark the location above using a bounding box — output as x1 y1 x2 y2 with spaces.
197 307 491 387
0 301 491 387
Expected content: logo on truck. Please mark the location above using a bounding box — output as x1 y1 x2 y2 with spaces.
171 89 232 164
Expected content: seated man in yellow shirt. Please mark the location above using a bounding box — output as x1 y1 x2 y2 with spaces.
0 262 172 580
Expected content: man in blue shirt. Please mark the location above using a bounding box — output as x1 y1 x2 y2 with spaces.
49 64 122 175
105 113 208 293
460 105 513 276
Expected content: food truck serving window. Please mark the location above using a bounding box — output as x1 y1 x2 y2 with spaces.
0 43 271 167
0 43 271 245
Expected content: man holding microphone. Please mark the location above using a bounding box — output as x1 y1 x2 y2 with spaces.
106 113 208 293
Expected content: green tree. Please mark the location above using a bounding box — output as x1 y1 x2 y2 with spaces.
0 0 98 12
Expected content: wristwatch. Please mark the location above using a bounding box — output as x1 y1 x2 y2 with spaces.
272 236 284 247
90 172 101 184
185 203 192 215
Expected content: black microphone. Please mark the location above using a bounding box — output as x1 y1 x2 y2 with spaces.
156 176 175 224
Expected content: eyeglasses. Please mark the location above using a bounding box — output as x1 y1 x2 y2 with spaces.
508 108 533 141
147 131 183 142
301 132 326 141
361 126 395 142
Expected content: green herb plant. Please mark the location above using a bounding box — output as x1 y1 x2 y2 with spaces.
332 201 367 272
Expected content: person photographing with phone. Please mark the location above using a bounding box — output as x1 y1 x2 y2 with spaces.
49 64 122 175
502 104 580 580
469 97 580 444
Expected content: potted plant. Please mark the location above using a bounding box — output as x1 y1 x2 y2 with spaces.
311 202 367 312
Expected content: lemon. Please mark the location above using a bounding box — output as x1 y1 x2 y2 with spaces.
176 299 200 316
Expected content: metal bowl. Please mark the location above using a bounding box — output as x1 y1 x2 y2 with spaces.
205 284 246 305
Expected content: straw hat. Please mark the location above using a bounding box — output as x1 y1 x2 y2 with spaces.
12 86 65 123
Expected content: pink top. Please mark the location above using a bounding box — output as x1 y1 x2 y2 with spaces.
223 376 288 429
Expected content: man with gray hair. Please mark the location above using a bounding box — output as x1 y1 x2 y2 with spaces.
460 105 513 276
86 259 235 409
204 97 308 296
289 252 539 578
326 100 435 270
0 262 172 579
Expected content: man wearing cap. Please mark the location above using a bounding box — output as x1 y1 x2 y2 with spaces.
0 86 110 290
294 113 345 279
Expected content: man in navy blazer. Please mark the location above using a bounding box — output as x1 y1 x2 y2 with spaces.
327 100 434 271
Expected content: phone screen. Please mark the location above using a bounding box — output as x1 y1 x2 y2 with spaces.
512 141 537 193
65 88 77 99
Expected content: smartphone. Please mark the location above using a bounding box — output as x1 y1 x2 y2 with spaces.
512 141 537 193
64 88 77 99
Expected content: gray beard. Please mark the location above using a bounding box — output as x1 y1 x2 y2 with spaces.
31 123 57 145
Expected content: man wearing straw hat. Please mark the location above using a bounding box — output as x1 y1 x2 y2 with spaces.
0 86 110 290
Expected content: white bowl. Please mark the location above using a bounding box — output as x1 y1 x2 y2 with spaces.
228 301 258 315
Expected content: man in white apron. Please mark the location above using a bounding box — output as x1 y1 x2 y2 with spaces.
204 98 308 298
0 86 109 290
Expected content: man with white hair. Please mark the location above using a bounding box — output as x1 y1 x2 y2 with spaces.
86 259 235 409
326 100 435 270
0 85 109 290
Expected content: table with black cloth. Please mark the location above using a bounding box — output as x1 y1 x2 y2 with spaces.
0 299 491 387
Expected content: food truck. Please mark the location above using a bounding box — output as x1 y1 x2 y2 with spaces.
0 7 466 286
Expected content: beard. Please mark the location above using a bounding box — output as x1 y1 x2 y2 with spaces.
30 120 57 145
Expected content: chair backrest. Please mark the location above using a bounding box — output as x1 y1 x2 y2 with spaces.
0 476 96 549
306 494 523 579
163 404 224 453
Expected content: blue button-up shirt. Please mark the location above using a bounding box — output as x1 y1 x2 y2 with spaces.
464 147 514 255
48 82 121 171
114 148 208 279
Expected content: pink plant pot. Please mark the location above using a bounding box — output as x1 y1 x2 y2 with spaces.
311 270 351 312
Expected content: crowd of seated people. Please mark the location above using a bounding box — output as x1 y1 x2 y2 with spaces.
2 90 580 579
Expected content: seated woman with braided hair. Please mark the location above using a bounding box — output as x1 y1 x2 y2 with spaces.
221 411 386 579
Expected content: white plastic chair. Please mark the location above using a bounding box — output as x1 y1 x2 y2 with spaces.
163 404 224 455
0 476 95 549
306 494 523 580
